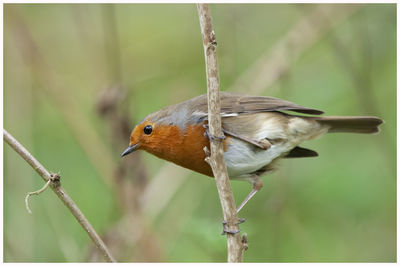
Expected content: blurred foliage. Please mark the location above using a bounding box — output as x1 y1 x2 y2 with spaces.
4 4 396 262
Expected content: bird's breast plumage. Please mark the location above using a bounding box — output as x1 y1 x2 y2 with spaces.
141 123 214 177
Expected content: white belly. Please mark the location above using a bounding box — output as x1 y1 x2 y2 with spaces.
224 137 290 178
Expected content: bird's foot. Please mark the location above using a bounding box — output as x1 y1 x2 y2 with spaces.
221 218 245 235
203 124 226 143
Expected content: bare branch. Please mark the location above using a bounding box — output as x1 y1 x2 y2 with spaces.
197 4 244 262
3 129 116 263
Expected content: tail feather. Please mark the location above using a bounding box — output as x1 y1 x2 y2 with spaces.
285 146 319 158
314 116 383 134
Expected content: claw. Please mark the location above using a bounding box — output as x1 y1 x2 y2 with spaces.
203 125 226 142
221 218 245 235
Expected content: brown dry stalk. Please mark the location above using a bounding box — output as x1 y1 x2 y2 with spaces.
3 129 116 263
197 4 245 262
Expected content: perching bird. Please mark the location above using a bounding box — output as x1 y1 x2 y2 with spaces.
121 92 383 213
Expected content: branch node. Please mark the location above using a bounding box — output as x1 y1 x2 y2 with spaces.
241 233 248 251
49 173 61 188
209 30 217 45
203 146 211 158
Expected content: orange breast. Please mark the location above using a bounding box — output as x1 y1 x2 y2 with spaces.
141 123 229 177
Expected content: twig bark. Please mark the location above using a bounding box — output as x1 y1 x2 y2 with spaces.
197 4 244 262
3 129 116 263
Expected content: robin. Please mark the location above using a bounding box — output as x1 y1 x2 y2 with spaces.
121 92 383 213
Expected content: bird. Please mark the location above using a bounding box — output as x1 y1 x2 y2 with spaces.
121 92 383 213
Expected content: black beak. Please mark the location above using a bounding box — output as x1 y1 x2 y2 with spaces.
121 144 139 157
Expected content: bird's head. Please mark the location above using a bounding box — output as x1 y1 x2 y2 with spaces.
120 104 186 158
120 119 157 157
121 97 207 158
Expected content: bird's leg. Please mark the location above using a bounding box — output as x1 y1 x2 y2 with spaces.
236 189 258 213
221 178 263 234
203 124 226 142
236 177 264 213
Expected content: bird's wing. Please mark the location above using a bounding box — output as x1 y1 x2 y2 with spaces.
190 92 323 119
217 93 324 148
189 93 324 149
218 92 324 115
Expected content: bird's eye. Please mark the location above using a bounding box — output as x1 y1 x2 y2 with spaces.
143 125 153 135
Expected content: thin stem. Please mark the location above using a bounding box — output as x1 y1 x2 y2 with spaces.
196 4 245 262
25 179 51 214
3 129 116 263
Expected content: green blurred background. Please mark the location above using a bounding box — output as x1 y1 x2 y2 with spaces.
3 3 396 262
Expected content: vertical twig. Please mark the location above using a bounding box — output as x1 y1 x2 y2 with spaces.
3 129 116 263
196 4 244 262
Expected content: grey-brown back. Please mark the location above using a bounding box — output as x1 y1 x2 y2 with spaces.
144 92 324 129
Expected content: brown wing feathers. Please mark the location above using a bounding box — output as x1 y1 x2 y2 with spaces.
217 93 383 134
220 93 324 115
